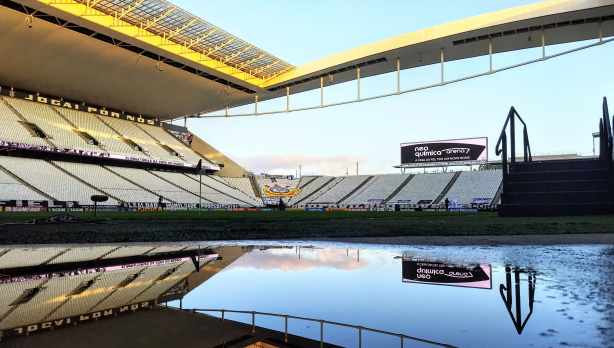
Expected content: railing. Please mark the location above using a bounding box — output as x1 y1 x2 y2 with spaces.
495 107 532 193
183 308 457 348
601 97 614 196
601 97 613 161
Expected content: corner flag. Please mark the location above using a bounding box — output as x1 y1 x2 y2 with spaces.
194 159 202 175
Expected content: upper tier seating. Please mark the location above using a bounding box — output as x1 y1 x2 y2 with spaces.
444 170 502 205
1 97 210 166
55 107 148 158
135 124 211 165
0 273 99 330
46 267 147 320
4 98 100 152
102 118 182 161
388 172 455 204
0 98 49 147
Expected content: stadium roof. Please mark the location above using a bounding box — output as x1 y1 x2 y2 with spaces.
1 0 613 121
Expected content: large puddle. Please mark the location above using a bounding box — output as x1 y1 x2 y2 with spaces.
1 242 612 347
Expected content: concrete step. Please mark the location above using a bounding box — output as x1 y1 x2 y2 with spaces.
502 190 612 205
507 179 610 193
506 169 608 182
498 203 614 217
509 159 606 173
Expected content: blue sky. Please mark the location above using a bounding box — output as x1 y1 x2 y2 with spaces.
174 0 614 176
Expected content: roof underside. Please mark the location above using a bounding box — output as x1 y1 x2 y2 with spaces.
69 0 294 80
0 0 613 121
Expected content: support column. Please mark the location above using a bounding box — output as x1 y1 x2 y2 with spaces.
254 95 258 114
489 38 493 72
286 87 290 112
440 48 444 84
541 28 545 58
357 68 361 101
320 77 324 106
599 20 603 43
397 58 401 93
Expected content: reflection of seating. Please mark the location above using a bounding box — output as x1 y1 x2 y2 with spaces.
500 266 536 334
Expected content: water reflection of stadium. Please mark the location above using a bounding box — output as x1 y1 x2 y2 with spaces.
0 244 548 348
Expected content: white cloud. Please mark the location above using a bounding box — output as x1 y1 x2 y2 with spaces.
229 153 366 176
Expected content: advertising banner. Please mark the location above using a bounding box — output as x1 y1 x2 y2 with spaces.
0 141 218 170
259 173 295 180
262 197 281 205
401 137 487 164
402 259 491 289
3 206 47 212
0 200 80 208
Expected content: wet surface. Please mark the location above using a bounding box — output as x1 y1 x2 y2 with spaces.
178 242 614 348
0 242 612 348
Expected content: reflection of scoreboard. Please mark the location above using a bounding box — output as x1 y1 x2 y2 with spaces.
402 259 492 289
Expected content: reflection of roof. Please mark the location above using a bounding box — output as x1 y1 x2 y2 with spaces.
1 0 613 121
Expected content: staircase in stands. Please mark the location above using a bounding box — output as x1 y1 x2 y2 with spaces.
496 98 614 217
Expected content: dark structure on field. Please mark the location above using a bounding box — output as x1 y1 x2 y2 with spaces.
497 98 614 217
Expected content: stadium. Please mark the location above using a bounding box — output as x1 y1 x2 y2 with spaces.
1 0 614 347
1 0 613 217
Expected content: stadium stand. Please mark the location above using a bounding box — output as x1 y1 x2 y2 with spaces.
287 176 334 206
1 274 99 330
0 279 41 321
104 166 198 203
89 266 171 312
341 174 411 205
53 161 159 203
3 98 99 152
388 172 456 204
101 246 158 259
196 174 264 206
0 247 67 269
256 177 275 193
47 246 121 265
443 170 503 205
0 156 118 205
147 245 190 254
134 124 210 165
101 117 181 161
55 107 149 159
150 171 261 206
222 177 260 202
0 98 50 147
0 169 48 201
129 262 194 304
304 175 371 205
46 267 147 321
